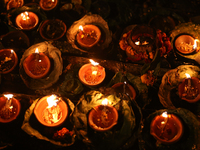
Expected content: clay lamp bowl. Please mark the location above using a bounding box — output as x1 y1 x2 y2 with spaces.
78 59 106 87
112 82 136 100
178 73 200 103
23 48 51 79
88 98 118 132
15 11 39 30
0 94 21 123
39 0 58 11
174 34 198 54
76 24 101 48
0 49 18 74
128 25 155 53
34 95 68 127
150 111 183 144
7 0 24 10
39 19 67 41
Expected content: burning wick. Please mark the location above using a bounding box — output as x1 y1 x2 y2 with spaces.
0 94 14 119
101 98 110 126
43 95 62 124
35 48 40 61
90 59 99 74
159 111 169 136
185 73 191 87
193 39 199 50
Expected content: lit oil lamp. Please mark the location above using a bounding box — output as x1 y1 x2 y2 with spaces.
39 0 58 11
178 73 200 103
0 94 21 123
0 49 18 74
88 98 118 132
150 111 183 144
78 59 106 86
175 34 199 54
6 0 24 10
76 25 101 48
23 48 51 79
34 94 68 127
15 11 39 30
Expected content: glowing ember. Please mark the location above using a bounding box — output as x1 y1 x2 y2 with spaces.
43 95 62 124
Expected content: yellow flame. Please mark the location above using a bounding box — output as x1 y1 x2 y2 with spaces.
47 95 59 108
185 73 191 79
52 0 55 2
193 39 199 49
89 59 99 66
135 41 140 45
21 11 29 20
79 25 83 31
35 48 39 54
161 111 168 118
10 49 13 54
4 94 13 100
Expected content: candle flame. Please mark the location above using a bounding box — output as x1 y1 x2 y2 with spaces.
135 41 140 45
47 95 59 108
79 25 83 31
185 73 191 79
102 98 109 105
35 48 39 54
52 0 55 2
193 39 199 49
11 49 13 54
161 111 168 118
4 94 13 100
89 59 99 66
21 11 30 20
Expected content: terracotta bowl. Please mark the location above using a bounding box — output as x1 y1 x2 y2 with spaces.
39 0 58 11
0 49 18 74
39 19 67 41
150 113 183 144
0 97 21 123
34 96 68 127
76 24 101 48
7 0 24 10
178 77 200 103
88 104 118 132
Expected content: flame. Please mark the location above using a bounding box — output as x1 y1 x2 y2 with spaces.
161 111 168 118
79 25 83 31
10 49 13 54
47 95 59 108
185 73 191 79
21 11 30 20
89 59 99 66
35 48 39 54
52 0 55 2
193 39 199 49
4 94 13 100
102 98 108 105
135 41 140 45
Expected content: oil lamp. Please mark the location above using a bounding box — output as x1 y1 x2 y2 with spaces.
0 49 18 74
178 73 200 103
34 95 68 127
6 0 24 10
15 11 39 30
0 94 21 123
175 35 199 54
88 98 118 132
39 0 58 11
78 59 106 86
23 48 51 79
76 25 101 48
150 111 183 144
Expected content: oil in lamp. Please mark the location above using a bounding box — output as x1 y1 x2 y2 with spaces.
150 111 183 144
178 73 200 103
0 94 21 123
34 94 68 127
23 48 51 79
175 35 199 54
39 0 58 11
88 98 118 132
15 11 39 30
78 59 106 86
76 25 101 48
0 49 18 74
